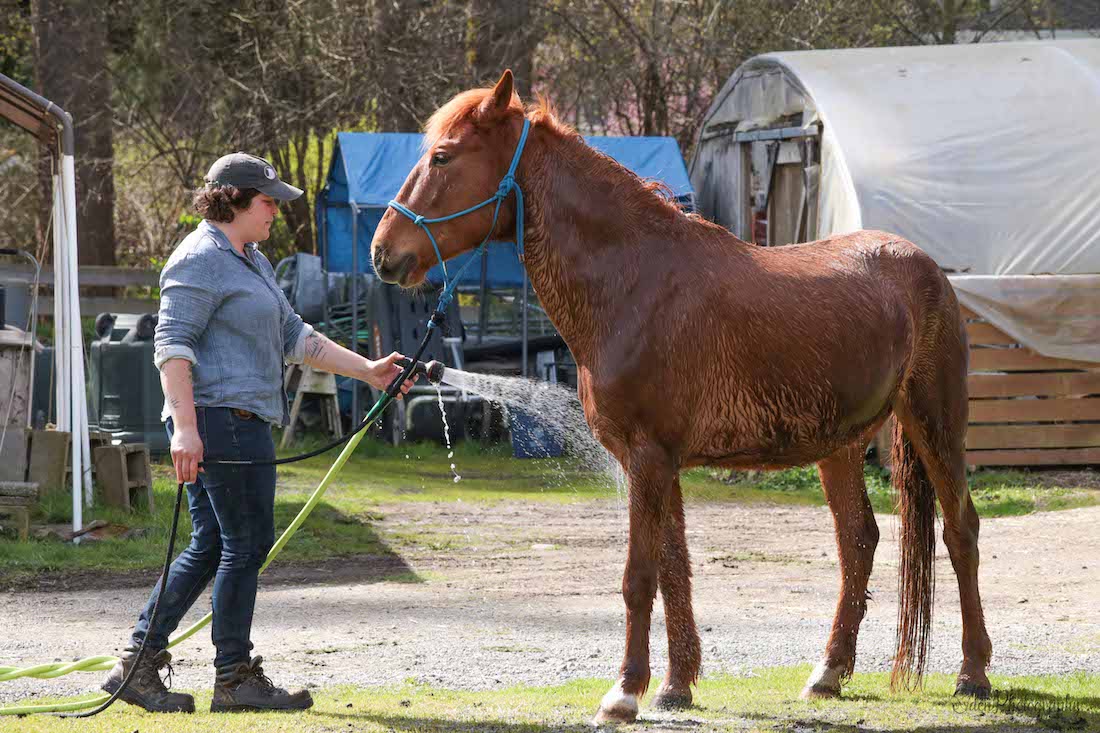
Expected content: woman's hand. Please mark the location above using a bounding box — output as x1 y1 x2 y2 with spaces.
363 351 418 398
171 425 204 484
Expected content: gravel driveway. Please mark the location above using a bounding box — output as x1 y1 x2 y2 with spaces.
2 498 1097 706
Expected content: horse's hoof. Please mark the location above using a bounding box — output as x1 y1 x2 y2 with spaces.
652 685 692 710
800 661 844 700
592 708 636 726
954 680 991 699
800 683 842 700
593 682 639 725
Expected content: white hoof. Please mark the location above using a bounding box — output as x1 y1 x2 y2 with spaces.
800 660 845 699
593 681 639 725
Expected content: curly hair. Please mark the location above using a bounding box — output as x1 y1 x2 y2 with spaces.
192 184 261 223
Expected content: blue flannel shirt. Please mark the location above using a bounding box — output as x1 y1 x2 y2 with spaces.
154 220 312 425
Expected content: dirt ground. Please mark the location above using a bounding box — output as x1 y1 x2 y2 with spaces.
2 495 1098 707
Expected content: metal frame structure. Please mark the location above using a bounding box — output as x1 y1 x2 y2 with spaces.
1 72 92 536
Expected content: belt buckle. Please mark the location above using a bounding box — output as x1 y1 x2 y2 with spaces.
232 408 254 420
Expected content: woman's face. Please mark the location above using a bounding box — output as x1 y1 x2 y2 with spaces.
235 193 280 242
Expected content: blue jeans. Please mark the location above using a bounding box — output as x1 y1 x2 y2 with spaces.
131 407 276 672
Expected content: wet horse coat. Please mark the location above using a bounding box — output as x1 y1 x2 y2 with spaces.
371 71 992 723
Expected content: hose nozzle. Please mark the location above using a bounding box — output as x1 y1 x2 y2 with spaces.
397 357 445 384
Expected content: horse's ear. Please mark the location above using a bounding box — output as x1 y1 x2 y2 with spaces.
479 69 515 119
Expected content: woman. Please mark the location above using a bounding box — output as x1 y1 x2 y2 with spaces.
102 152 416 713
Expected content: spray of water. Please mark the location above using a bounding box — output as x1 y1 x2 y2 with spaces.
440 368 596 465
438 367 626 497
436 367 629 539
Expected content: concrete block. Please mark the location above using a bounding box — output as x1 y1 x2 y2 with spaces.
0 428 28 482
0 505 29 541
93 444 153 512
27 429 70 493
0 481 38 498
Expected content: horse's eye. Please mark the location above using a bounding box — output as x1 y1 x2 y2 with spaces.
431 152 452 167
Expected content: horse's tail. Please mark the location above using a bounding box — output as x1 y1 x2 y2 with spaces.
890 417 936 691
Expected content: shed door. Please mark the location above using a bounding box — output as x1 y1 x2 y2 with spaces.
762 137 819 247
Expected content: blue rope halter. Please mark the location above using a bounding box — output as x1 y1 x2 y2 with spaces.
388 118 531 327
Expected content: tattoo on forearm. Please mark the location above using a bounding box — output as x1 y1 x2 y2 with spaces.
169 395 180 410
305 333 328 361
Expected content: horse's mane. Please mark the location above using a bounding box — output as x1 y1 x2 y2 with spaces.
423 87 686 221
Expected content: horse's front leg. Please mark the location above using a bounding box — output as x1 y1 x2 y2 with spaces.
653 475 701 709
594 445 674 725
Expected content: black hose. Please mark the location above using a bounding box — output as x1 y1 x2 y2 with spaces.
62 480 186 718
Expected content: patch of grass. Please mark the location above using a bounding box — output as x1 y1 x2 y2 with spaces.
2 438 1095 579
693 464 1100 519
0 463 410 584
9 477 396 567
968 471 1100 516
4 667 1097 732
276 435 615 504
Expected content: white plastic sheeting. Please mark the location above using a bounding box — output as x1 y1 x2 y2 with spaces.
691 40 1100 362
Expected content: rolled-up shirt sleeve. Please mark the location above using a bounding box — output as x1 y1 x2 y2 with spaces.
282 311 314 365
277 279 314 364
154 253 222 370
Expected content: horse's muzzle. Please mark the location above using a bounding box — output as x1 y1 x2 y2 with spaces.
372 246 417 285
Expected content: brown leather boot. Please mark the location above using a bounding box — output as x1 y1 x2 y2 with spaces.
210 656 313 713
101 648 195 713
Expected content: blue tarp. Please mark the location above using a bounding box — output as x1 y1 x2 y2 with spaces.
319 132 695 287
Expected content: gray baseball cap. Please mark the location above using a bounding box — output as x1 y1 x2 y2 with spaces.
204 152 303 201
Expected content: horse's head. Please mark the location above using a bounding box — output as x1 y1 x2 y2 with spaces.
371 70 525 287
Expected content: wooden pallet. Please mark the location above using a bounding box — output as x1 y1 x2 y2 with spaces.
873 307 1100 469
963 306 1100 467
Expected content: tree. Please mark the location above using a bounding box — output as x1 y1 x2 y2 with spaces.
466 0 535 94
536 0 894 154
33 0 117 267
0 0 32 83
875 0 1060 44
106 0 472 260
0 1 42 258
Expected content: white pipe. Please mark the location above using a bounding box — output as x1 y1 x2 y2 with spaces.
53 169 80 535
51 174 66 433
24 251 38 429
76 356 92 507
61 154 91 511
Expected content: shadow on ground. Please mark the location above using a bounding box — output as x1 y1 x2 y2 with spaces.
0 499 418 593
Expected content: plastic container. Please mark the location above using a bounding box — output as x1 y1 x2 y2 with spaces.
510 408 564 459
88 313 169 453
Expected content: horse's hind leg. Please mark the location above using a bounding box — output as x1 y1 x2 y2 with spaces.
802 440 880 699
652 475 701 709
893 373 992 698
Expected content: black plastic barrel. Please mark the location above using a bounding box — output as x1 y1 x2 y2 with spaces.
88 313 169 453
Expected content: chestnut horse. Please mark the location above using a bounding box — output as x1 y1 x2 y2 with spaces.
372 71 992 723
